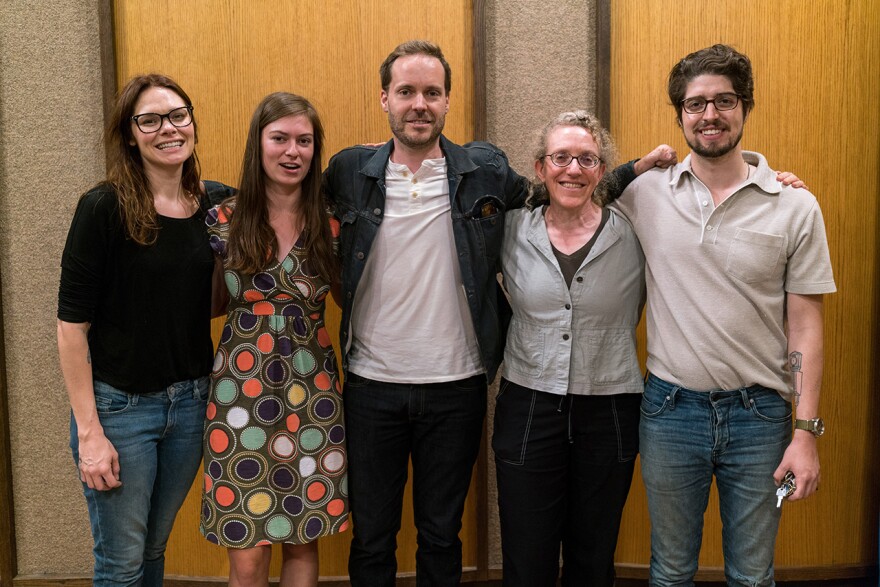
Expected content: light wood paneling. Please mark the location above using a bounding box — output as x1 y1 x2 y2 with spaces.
610 0 880 573
114 0 474 578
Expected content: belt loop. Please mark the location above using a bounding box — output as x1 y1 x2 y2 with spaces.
740 388 751 409
130 393 139 407
668 385 678 410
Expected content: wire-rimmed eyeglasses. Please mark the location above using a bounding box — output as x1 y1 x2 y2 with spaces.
545 152 602 169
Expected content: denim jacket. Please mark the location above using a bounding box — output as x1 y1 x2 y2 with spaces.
322 135 529 382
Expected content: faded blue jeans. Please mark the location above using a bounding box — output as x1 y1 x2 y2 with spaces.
70 377 208 587
640 374 791 587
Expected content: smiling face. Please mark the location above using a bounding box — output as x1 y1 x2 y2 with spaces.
680 74 745 160
260 114 314 196
129 86 195 173
381 53 449 154
536 125 606 211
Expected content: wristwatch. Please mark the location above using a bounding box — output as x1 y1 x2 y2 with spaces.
794 418 825 437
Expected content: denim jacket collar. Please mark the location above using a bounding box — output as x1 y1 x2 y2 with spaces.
357 135 479 181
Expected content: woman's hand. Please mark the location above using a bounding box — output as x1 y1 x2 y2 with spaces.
77 429 122 490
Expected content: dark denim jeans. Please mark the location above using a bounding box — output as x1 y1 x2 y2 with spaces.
70 377 208 587
640 374 791 587
493 379 640 587
343 371 487 587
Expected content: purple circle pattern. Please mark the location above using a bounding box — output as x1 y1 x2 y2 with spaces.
201 205 348 548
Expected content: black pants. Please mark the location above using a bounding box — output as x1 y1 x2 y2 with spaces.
493 379 640 587
344 371 487 587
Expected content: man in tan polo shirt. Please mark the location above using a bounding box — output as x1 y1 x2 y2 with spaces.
613 44 835 586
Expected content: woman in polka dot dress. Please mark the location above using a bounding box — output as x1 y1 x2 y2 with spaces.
200 92 348 585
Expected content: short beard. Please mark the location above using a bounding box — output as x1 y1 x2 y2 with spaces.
686 127 744 158
388 113 445 151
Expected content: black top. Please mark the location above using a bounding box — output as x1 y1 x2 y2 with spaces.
551 207 610 289
57 181 233 392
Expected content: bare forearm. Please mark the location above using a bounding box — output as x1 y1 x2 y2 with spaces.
786 294 825 419
57 319 122 489
57 319 100 436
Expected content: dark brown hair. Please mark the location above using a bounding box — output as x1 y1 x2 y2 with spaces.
668 44 755 122
104 73 201 245
225 92 337 284
529 110 618 208
379 39 452 94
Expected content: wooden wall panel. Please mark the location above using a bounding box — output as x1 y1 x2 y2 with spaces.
610 0 880 573
114 0 474 578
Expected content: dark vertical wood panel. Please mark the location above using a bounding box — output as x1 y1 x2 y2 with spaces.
594 0 611 130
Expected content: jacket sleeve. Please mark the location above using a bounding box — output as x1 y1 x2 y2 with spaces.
605 160 638 203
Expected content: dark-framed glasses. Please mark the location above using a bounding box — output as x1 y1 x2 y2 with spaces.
131 106 193 133
681 93 740 114
545 152 602 169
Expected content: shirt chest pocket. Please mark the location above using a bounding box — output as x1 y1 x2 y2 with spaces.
725 228 785 284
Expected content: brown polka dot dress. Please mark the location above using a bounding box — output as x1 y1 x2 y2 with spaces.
200 204 348 548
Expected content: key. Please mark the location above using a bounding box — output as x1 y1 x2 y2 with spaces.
775 471 796 508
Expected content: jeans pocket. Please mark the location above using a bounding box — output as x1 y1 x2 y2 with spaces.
640 384 672 418
93 381 133 414
194 376 210 401
748 390 792 423
344 371 371 389
452 375 485 391
492 382 535 466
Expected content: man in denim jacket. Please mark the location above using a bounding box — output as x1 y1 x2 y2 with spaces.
322 39 527 586
322 39 665 586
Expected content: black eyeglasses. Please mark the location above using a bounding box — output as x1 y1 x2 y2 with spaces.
681 93 740 115
545 152 602 169
131 106 193 133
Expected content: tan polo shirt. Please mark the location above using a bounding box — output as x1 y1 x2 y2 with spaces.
612 151 836 396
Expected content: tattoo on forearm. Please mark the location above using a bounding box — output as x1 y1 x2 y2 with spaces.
789 351 803 406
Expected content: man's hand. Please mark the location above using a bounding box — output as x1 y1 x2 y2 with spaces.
77 429 122 491
776 171 808 190
773 431 819 501
634 144 677 175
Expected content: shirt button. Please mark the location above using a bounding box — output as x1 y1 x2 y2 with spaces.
562 334 570 341
372 208 381 216
702 200 708 207
706 225 714 231
412 177 418 184
411 192 418 199
576 276 584 283
565 303 571 310
356 251 365 260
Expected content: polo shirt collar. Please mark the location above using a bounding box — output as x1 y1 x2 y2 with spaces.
670 151 782 195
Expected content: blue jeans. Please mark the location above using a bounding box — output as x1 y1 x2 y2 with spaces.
343 371 487 587
493 379 640 587
640 374 792 587
70 377 208 587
